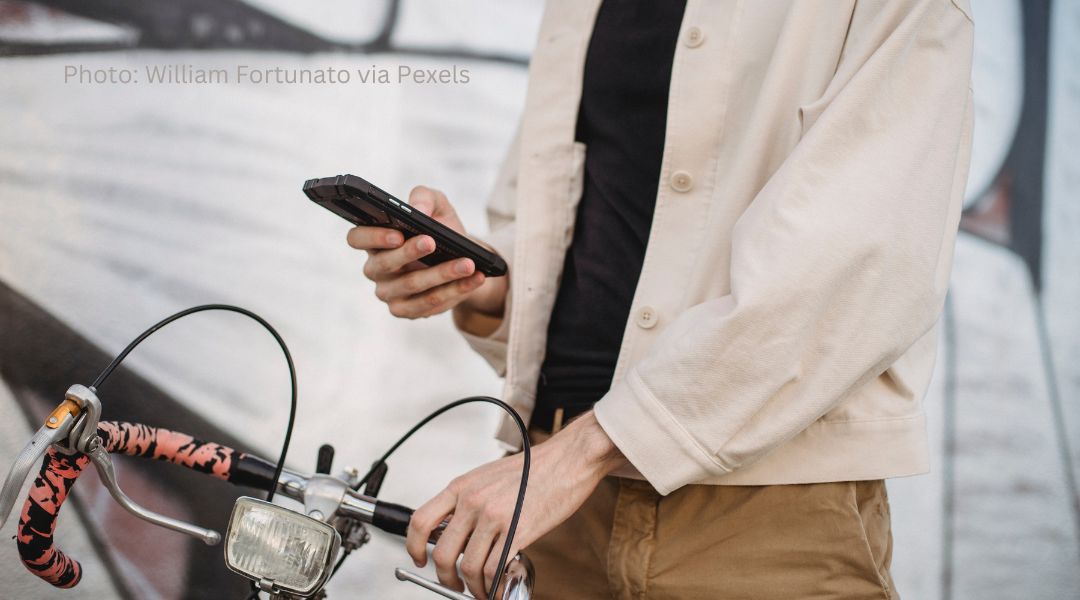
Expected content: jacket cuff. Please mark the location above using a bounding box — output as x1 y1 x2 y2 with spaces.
594 369 731 495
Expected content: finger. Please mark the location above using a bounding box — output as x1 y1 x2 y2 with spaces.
407 186 439 216
483 533 514 594
387 272 485 319
409 186 462 224
365 235 436 280
378 258 475 302
401 261 429 273
431 513 475 593
406 489 457 568
346 226 404 250
460 522 499 599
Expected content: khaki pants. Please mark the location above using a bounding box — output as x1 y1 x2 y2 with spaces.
524 477 896 599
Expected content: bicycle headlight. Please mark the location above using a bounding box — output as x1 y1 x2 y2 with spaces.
224 497 341 597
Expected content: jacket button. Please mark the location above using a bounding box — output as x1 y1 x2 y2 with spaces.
670 170 694 193
636 306 658 329
685 27 705 48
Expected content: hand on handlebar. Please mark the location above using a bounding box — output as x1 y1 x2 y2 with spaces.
346 186 507 322
407 412 628 598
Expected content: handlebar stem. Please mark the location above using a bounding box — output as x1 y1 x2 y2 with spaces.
301 474 349 522
271 467 378 525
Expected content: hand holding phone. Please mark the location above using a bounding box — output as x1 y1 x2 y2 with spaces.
341 185 508 321
306 174 506 277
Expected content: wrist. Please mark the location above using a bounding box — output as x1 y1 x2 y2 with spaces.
463 274 507 315
563 411 628 478
453 276 508 337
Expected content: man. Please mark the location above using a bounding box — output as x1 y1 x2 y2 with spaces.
346 0 974 597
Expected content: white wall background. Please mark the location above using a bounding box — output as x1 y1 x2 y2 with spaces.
1 0 1078 598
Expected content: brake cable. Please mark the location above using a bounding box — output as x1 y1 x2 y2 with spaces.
93 306 528 600
89 305 297 600
90 304 298 504
333 397 531 600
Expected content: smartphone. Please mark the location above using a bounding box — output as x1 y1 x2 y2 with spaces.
303 174 507 277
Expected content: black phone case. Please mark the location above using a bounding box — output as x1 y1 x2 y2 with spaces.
303 175 507 277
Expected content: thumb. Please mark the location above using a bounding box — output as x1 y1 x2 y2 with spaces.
407 185 440 217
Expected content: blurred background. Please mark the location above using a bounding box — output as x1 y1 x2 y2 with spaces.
0 0 1077 598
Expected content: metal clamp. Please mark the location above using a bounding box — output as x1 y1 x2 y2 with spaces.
302 474 349 523
62 384 102 455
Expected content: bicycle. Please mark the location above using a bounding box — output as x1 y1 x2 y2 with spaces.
0 306 534 600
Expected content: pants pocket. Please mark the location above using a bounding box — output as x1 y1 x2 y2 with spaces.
851 480 897 599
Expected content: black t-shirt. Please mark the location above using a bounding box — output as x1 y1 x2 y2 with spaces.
532 0 686 431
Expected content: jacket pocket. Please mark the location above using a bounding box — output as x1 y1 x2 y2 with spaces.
797 95 831 137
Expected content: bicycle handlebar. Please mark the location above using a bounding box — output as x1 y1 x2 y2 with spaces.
17 421 431 590
17 421 242 587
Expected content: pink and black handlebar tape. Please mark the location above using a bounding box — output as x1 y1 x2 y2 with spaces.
15 421 273 588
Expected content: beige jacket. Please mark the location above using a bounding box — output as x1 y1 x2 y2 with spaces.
459 0 974 494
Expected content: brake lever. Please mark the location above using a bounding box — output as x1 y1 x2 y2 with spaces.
394 553 534 600
395 570 474 600
68 385 222 545
2 384 221 545
85 442 220 545
0 412 76 530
